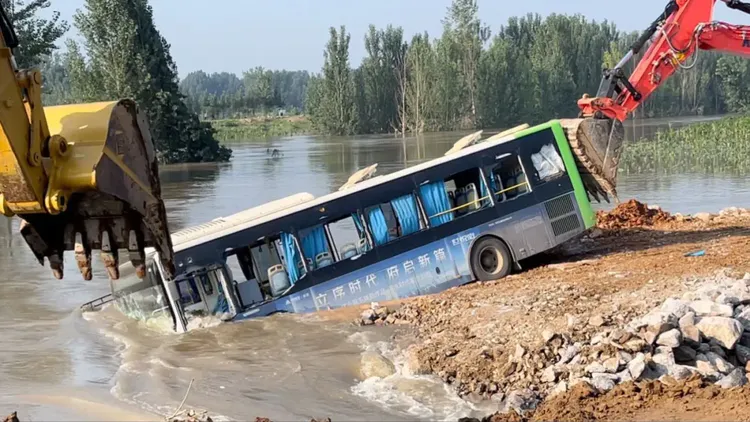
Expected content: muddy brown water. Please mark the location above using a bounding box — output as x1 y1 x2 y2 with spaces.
2 115 750 421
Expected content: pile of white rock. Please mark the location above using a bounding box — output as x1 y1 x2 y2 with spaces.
539 271 750 400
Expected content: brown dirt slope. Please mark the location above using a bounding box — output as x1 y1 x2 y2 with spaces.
373 201 750 421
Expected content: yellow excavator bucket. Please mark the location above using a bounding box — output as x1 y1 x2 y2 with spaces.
3 99 174 281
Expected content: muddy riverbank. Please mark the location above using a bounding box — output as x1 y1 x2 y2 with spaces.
346 200 750 421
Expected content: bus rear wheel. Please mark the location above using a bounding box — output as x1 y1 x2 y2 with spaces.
470 237 512 281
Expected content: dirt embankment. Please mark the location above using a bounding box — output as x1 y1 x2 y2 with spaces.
353 200 750 421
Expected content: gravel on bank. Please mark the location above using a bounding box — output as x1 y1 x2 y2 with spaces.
352 201 750 421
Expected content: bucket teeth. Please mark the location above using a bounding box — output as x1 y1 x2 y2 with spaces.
48 252 64 280
100 231 120 281
128 229 146 279
74 232 92 281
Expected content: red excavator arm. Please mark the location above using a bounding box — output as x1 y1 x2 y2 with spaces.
580 0 750 121
561 0 750 203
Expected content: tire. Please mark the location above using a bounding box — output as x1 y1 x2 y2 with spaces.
470 236 512 281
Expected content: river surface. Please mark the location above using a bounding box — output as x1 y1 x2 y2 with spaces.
2 115 750 421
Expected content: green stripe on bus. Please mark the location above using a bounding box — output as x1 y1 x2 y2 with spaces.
505 120 595 229
549 121 596 228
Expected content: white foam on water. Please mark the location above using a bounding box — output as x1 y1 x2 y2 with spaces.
350 338 483 421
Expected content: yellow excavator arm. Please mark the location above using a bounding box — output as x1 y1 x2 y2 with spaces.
0 5 174 281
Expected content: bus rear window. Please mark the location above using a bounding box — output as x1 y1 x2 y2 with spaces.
530 143 565 182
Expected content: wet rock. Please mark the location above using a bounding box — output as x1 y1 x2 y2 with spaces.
661 298 691 319
716 368 748 389
465 392 484 404
735 344 750 365
541 329 556 343
360 351 396 379
361 309 376 321
591 375 616 393
374 306 389 317
503 389 539 416
404 347 430 376
628 353 646 380
674 345 697 363
705 351 734 374
696 317 743 349
490 392 504 404
689 300 734 318
589 315 605 327
656 329 682 348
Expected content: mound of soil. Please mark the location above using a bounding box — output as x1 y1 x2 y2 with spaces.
504 376 750 421
596 199 674 230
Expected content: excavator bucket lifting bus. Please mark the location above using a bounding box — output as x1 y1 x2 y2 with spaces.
561 0 750 203
0 4 174 282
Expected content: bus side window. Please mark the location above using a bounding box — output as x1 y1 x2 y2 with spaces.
488 154 531 203
365 192 423 247
418 168 490 227
298 224 335 271
327 214 371 260
530 143 566 183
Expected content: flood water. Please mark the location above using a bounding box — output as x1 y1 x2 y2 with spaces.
2 115 750 421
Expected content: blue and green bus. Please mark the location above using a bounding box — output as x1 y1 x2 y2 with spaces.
107 120 595 333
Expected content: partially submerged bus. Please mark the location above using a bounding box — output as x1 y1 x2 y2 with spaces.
105 120 595 333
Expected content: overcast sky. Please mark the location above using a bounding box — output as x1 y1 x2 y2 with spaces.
41 0 750 78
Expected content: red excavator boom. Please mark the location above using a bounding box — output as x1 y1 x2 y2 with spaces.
561 0 750 203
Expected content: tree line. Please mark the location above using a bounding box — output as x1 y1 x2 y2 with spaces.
306 0 750 136
12 0 231 164
179 69 310 120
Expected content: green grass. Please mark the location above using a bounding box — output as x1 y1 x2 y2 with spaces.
209 115 314 141
621 115 750 174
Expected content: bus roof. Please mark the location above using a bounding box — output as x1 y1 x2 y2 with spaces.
139 192 317 261
176 121 551 251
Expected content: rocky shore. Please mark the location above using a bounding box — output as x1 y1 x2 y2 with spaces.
352 200 750 421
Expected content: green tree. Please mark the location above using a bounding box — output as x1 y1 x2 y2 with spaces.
443 0 490 127
1 0 68 69
312 26 358 135
405 33 436 133
68 0 231 163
